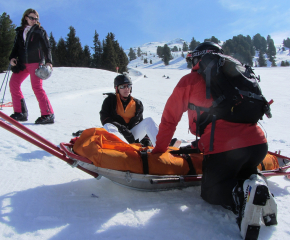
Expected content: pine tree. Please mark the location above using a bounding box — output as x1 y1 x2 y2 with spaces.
182 42 188 51
156 46 164 58
204 36 219 44
162 44 173 65
283 38 290 48
258 51 267 67
253 34 267 52
49 32 59 66
0 12 16 72
137 47 141 57
150 59 152 64
285 61 290 66
189 37 200 51
128 48 137 61
171 46 178 52
281 61 285 66
66 26 83 67
82 45 91 67
101 33 117 71
117 46 128 73
144 58 148 64
266 36 276 66
223 34 254 66
56 37 67 66
91 30 102 68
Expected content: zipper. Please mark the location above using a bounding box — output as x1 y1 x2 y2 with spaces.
24 25 37 63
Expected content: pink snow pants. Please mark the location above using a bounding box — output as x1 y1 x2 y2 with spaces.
9 63 54 115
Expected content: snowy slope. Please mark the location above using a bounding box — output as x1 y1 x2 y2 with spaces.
0 64 290 239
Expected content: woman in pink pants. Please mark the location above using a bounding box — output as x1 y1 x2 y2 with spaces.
9 8 54 124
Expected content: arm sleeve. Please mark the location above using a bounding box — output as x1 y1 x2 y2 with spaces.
9 31 19 60
152 78 190 153
40 28 52 64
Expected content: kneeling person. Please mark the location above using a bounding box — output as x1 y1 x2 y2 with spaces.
100 73 158 146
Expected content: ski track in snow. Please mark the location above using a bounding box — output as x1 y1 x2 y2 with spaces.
0 62 290 239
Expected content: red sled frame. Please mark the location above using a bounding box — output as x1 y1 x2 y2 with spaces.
1 110 290 189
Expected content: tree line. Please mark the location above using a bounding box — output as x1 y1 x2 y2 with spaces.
164 34 279 68
0 12 128 73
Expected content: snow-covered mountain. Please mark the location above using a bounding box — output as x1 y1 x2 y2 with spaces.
125 38 290 69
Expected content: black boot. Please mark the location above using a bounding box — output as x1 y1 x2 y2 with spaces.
35 114 55 124
10 98 28 122
10 112 28 121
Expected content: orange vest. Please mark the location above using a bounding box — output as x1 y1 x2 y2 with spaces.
116 94 136 123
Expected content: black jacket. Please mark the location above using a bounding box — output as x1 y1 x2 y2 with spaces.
100 93 143 130
9 24 52 64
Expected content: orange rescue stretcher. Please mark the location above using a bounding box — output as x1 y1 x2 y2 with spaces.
1 110 290 191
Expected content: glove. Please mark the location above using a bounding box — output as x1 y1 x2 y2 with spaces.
118 125 135 143
140 136 152 147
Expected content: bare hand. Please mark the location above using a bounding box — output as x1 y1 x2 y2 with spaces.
10 58 17 66
46 63 53 70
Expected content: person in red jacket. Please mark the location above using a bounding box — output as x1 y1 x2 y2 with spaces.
152 42 277 240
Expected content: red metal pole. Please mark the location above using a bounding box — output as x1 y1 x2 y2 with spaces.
0 118 99 178
0 111 63 154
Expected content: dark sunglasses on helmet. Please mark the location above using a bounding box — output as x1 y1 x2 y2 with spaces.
27 15 39 21
118 84 132 89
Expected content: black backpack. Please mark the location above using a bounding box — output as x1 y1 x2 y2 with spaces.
188 52 272 151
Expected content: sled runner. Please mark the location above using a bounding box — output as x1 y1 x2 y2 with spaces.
1 110 290 191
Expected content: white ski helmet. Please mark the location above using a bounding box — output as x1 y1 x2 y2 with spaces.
35 65 52 80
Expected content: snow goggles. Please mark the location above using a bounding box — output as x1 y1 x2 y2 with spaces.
27 16 39 21
118 84 132 89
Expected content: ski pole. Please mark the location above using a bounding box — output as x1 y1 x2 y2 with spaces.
0 64 11 110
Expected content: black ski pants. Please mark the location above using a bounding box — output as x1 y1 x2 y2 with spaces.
200 143 268 212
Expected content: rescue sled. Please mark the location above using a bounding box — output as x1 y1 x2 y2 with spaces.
1 110 290 191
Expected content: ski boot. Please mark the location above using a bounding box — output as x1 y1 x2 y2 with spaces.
10 112 28 121
10 98 28 121
35 114 54 124
238 174 269 240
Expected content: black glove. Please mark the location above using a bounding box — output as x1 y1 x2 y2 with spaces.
118 125 135 143
140 136 152 147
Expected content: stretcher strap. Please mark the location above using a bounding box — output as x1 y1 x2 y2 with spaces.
184 154 197 175
140 151 149 174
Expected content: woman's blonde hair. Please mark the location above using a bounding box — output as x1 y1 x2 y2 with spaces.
21 8 41 28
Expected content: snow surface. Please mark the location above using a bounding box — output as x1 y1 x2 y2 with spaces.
1 42 290 239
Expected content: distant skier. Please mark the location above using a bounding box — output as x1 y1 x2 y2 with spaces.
100 73 158 147
152 42 277 240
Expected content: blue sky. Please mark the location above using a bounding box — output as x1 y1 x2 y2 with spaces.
1 0 290 51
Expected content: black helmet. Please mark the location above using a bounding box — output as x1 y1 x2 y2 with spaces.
186 41 223 66
114 73 132 88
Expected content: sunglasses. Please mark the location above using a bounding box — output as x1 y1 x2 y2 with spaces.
118 84 132 89
27 16 39 21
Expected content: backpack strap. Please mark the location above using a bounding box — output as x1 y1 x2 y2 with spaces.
188 103 216 152
235 88 264 101
183 154 197 175
198 58 218 99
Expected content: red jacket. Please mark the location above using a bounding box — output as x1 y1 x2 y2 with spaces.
152 63 267 155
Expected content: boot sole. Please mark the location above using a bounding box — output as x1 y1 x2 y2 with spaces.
262 194 278 226
241 185 269 240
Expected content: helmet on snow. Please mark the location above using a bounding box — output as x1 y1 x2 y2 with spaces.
186 41 224 67
35 64 52 80
114 73 132 88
